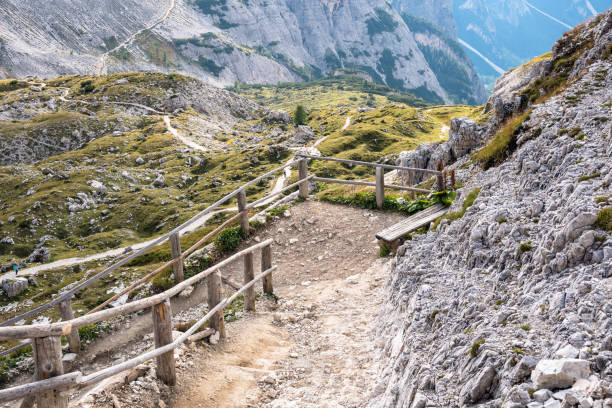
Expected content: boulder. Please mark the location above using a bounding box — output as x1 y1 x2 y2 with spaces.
153 174 165 188
292 126 315 145
460 366 498 404
28 247 50 263
531 359 591 389
89 180 107 195
2 278 28 297
448 117 484 159
265 110 292 124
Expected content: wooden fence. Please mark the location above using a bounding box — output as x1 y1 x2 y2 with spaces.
0 154 440 405
295 154 452 209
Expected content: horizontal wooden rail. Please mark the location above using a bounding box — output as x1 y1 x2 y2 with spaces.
297 154 442 175
312 177 430 194
245 175 314 210
0 372 82 403
0 265 277 402
0 163 291 328
80 265 276 386
0 240 273 340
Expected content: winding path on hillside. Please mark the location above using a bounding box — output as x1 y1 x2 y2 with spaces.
94 0 177 76
79 201 404 408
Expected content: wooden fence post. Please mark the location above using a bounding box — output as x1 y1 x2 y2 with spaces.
261 244 273 294
298 159 309 199
243 253 256 311
58 300 80 354
207 271 226 340
450 169 456 190
375 166 385 209
32 336 67 408
436 161 444 191
152 299 176 386
237 189 250 236
169 233 184 283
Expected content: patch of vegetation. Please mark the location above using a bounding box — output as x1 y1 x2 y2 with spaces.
497 217 508 224
470 338 485 358
473 111 531 169
78 323 111 344
432 188 480 230
319 190 454 215
197 56 224 76
0 346 32 385
366 8 398 39
0 79 27 93
519 242 533 253
569 127 582 138
596 207 612 231
215 226 245 254
520 324 532 331
595 195 611 204
578 172 600 182
513 347 525 355
379 243 391 257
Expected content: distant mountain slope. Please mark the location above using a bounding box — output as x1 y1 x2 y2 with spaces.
400 13 487 104
0 0 457 104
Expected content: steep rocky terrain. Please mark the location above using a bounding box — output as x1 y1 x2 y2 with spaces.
0 0 460 103
373 9 612 408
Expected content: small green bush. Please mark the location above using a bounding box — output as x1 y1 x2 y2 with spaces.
520 324 532 331
519 242 533 253
595 207 611 231
78 323 111 344
379 243 391 257
470 338 485 358
215 227 244 254
497 217 508 224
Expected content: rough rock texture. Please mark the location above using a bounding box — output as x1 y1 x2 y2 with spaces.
531 359 591 390
398 117 486 185
372 10 612 408
0 0 451 102
1 278 28 298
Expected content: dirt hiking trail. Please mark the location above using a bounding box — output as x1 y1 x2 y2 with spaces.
77 200 405 408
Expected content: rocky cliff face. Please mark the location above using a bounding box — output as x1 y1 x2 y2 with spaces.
0 0 456 103
373 10 612 408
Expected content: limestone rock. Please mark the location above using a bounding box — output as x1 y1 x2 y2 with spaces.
531 359 591 390
2 278 28 297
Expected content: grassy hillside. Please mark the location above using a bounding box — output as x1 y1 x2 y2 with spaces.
231 73 431 110
0 72 482 361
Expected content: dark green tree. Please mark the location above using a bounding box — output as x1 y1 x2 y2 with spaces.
294 105 307 126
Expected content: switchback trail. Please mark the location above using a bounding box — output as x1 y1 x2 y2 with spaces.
95 0 177 76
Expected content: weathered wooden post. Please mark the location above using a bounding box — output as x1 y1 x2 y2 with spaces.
375 166 385 209
237 189 250 236
243 252 256 311
152 299 176 386
261 244 273 294
450 169 456 190
298 159 309 199
436 161 444 191
58 299 80 353
169 233 184 283
442 170 447 190
207 271 226 340
32 336 67 408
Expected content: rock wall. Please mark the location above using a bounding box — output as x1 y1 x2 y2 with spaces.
0 0 452 103
372 10 612 408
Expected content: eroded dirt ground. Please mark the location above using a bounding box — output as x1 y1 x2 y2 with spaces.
72 200 405 408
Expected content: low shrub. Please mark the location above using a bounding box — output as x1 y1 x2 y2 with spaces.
596 207 611 231
215 227 244 254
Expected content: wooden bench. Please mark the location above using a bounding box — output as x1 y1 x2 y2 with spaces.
375 204 449 250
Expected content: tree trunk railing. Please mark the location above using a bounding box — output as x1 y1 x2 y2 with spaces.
0 153 445 404
0 240 277 405
295 154 452 209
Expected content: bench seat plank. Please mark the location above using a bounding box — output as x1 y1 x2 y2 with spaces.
376 204 448 242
